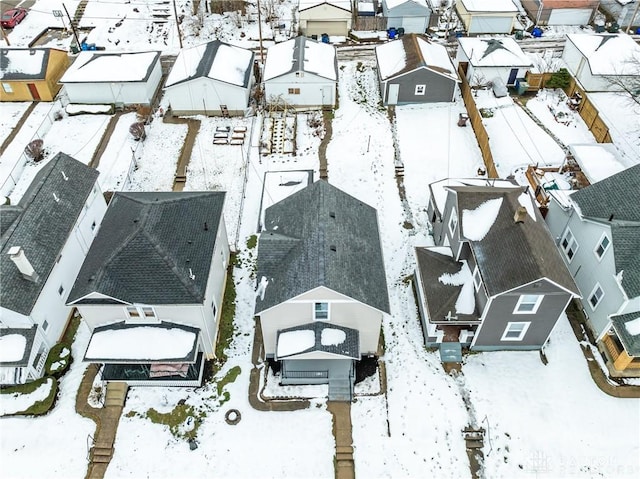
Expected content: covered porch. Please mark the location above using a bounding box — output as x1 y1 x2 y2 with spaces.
598 314 640 378
0 325 38 385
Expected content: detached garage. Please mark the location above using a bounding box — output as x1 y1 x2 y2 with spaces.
456 0 518 34
382 0 433 34
521 0 598 26
299 0 352 37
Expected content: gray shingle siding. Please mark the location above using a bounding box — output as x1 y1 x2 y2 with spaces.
0 153 99 316
67 191 225 305
255 180 390 314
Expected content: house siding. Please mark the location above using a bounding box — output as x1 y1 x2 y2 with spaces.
383 1 432 33
0 49 69 102
300 4 352 36
456 2 516 34
264 71 336 108
281 358 351 385
164 77 251 116
383 68 456 105
561 38 623 92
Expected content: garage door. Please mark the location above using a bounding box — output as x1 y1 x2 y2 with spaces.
469 16 513 34
306 21 348 36
548 9 592 26
401 16 426 34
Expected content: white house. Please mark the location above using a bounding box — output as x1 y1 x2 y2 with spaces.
299 0 353 36
255 180 390 401
0 153 107 385
263 36 337 109
562 34 640 92
60 51 162 106
381 0 433 34
67 192 230 386
545 164 640 377
164 41 255 116
456 0 518 34
456 37 534 86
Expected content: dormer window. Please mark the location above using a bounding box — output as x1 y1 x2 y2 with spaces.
448 209 458 235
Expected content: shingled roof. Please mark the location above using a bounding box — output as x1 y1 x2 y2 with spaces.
67 191 225 305
570 164 640 298
0 48 60 81
449 185 578 297
255 180 390 314
0 153 99 316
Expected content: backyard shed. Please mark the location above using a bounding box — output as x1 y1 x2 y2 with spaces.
164 41 254 116
299 0 352 36
381 0 433 33
456 0 518 34
376 34 458 105
60 51 162 106
520 0 599 25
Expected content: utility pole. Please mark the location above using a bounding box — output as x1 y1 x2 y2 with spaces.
172 0 183 49
256 0 264 64
63 3 81 50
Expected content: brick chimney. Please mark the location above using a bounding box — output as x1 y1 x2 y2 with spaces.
514 206 527 224
7 246 39 282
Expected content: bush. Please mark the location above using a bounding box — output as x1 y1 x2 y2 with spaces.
546 68 571 90
44 343 72 377
1 377 58 416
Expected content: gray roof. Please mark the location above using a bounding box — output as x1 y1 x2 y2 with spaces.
0 48 57 81
450 185 579 297
414 247 481 323
276 321 359 359
611 313 640 357
263 36 338 81
570 164 640 298
67 191 225 305
255 180 390 314
0 326 37 366
1 153 99 316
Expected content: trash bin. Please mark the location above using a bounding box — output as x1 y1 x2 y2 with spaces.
532 27 543 38
321 33 329 43
387 27 397 39
397 27 405 37
514 30 524 40
515 78 529 95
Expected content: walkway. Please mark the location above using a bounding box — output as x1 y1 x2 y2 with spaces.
88 112 124 169
318 111 333 180
0 103 37 155
162 114 201 191
327 401 355 479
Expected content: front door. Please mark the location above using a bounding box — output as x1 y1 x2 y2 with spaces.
321 86 333 106
507 68 519 86
388 83 399 105
27 83 40 101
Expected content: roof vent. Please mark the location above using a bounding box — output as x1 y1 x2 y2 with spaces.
61 170 68 181
514 206 527 224
608 214 614 222
53 193 60 203
7 246 39 283
329 212 335 218
189 268 195 280
204 222 209 231
330 245 337 252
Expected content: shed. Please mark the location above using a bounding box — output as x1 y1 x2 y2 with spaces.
456 37 534 87
381 0 433 33
456 0 518 34
164 41 254 116
60 51 162 106
376 34 458 105
263 36 337 109
521 0 599 25
562 34 640 92
299 0 353 36
0 48 70 102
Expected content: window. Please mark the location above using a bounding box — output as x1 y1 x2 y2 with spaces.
560 229 578 261
2 83 13 93
126 305 158 322
314 302 329 321
91 221 96 231
212 300 217 318
58 285 65 296
56 253 62 264
288 88 300 95
501 322 530 341
126 306 141 318
514 294 543 314
448 209 458 235
594 234 610 259
43 320 49 331
142 307 155 319
415 84 426 95
588 284 604 310
472 266 482 291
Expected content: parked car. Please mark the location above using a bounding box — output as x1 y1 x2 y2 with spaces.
1 7 27 29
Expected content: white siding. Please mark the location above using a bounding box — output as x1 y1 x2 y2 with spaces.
264 72 336 108
164 77 251 114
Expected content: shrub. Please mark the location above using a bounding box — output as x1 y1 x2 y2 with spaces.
44 343 72 377
546 68 571 90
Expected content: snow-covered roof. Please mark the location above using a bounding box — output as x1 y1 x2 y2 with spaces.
0 48 59 81
60 51 161 83
429 177 518 216
611 313 640 356
384 0 431 10
84 323 199 363
299 0 352 12
0 326 37 367
165 41 254 88
568 143 625 184
459 0 517 12
458 37 532 67
263 37 337 81
376 34 458 82
566 34 640 76
276 321 359 359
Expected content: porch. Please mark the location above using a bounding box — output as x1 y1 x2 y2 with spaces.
101 352 205 386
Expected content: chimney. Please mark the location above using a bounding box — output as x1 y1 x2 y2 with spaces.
514 206 527 224
7 246 39 282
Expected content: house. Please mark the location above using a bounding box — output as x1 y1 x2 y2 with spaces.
164 41 255 116
254 180 390 401
263 36 337 109
545 164 640 377
562 34 640 92
414 178 578 355
66 192 230 386
456 0 518 34
0 48 70 102
376 33 458 105
456 37 534 87
59 51 162 106
299 0 353 36
381 0 433 34
0 153 106 385
521 0 599 26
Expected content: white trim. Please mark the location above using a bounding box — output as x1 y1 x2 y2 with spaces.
513 294 543 315
500 321 531 341
415 84 426 95
125 305 159 324
313 301 330 321
472 265 482 291
587 283 604 311
448 207 458 236
560 228 579 262
470 296 493 348
593 232 610 261
499 277 578 298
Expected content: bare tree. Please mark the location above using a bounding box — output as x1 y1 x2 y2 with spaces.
603 53 640 109
25 139 44 162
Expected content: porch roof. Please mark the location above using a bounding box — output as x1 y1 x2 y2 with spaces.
276 321 359 360
611 313 640 357
84 322 200 364
0 325 37 367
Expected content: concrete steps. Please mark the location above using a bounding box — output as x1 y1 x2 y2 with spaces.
328 380 352 402
105 382 128 407
90 446 113 463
